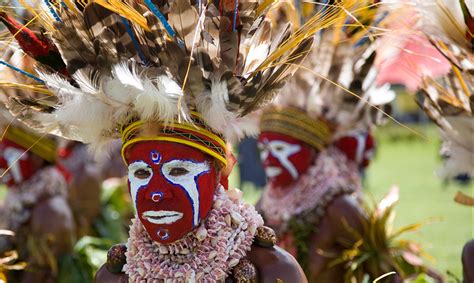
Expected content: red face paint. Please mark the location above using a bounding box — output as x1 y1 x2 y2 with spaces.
124 141 218 244
334 132 375 170
0 140 37 187
258 132 315 189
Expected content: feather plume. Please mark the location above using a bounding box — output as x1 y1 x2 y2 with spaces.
0 0 359 150
261 1 395 141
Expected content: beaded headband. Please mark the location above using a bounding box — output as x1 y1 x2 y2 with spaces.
121 113 227 168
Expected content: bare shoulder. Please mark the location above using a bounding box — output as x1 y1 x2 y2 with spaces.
326 194 365 235
247 244 308 283
326 194 363 216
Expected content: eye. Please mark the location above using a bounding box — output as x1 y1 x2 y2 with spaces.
274 145 285 151
134 168 151 179
169 167 189 176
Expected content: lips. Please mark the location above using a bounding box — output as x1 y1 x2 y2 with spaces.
265 166 282 178
142 210 183 224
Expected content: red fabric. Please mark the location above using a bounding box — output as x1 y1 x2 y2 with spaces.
258 132 315 190
124 141 218 244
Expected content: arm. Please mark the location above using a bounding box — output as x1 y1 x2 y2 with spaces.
463 240 474 283
247 244 308 283
23 196 76 282
305 194 365 282
326 194 365 243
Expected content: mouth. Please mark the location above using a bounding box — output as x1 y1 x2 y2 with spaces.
142 210 183 224
265 166 282 178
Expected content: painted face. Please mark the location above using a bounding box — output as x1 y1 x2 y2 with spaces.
334 132 375 170
258 132 315 189
124 141 218 244
0 140 37 186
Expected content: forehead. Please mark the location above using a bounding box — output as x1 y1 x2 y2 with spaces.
258 132 303 145
125 141 209 163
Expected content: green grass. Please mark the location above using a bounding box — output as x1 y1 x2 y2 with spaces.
365 124 473 279
232 124 473 280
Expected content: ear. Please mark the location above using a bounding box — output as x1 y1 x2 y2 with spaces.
218 143 236 190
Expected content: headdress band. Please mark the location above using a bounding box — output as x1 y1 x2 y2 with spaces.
260 106 332 150
121 113 227 168
4 126 57 163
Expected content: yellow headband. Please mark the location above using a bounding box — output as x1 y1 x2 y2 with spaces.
121 114 227 168
260 106 333 150
4 126 57 163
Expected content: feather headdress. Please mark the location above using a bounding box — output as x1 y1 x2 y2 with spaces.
396 0 473 178
0 46 57 163
417 0 473 178
0 0 358 166
374 0 473 178
261 0 395 148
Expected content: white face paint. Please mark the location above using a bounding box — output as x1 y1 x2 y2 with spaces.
3 147 27 183
128 160 153 213
261 140 301 180
142 210 184 224
161 160 210 227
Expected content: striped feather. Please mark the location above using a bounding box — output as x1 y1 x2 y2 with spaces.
168 0 199 51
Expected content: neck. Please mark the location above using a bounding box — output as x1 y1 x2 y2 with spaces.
124 185 264 282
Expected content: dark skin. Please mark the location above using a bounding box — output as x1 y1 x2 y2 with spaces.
259 156 444 283
463 239 474 283
302 194 364 282
94 243 307 283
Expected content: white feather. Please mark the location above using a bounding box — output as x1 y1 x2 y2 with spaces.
196 78 258 142
133 75 182 123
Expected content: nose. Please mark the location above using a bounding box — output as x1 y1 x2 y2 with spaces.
263 152 279 167
150 192 163 202
145 186 173 203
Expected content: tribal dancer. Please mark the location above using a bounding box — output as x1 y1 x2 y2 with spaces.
0 111 76 283
257 1 440 281
0 0 356 281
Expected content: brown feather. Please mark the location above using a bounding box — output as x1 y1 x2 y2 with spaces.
168 0 199 51
53 9 96 75
240 37 314 115
219 17 239 71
